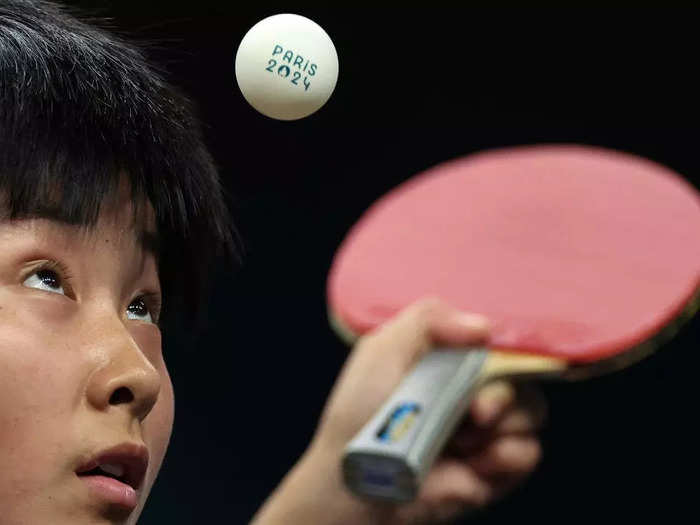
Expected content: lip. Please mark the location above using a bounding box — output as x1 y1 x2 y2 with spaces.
76 442 149 509
78 474 140 509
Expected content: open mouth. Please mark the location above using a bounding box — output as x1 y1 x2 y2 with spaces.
75 444 148 511
75 443 149 493
78 463 129 485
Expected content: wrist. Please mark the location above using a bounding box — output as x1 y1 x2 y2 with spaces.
251 441 396 525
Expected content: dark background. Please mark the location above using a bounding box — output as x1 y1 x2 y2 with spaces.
64 3 699 523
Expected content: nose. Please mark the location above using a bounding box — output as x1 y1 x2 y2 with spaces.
85 321 162 423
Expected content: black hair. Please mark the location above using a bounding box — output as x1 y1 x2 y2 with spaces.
0 0 239 328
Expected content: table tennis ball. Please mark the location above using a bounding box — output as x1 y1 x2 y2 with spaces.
235 14 339 120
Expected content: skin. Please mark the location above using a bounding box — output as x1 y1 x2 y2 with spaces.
0 194 173 525
0 197 544 524
253 299 546 524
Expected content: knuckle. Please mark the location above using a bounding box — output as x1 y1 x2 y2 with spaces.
498 437 541 472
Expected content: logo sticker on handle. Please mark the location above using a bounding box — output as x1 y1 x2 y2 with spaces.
376 403 422 444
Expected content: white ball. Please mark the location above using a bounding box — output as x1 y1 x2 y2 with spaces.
235 14 339 121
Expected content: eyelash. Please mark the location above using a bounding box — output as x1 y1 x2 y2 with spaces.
29 259 162 325
35 259 74 292
136 291 163 325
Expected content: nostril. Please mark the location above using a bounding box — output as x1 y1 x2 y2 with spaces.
109 387 134 405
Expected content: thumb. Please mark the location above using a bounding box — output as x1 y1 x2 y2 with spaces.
355 297 491 370
313 298 490 453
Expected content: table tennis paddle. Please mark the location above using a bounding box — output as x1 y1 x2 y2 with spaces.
326 144 700 502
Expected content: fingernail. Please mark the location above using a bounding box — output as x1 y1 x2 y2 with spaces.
455 312 490 330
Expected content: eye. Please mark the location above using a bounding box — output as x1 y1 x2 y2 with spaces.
126 294 160 325
23 268 65 295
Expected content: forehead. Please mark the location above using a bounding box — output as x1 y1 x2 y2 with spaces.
1 190 160 259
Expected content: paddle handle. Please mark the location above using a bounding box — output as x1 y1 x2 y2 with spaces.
342 349 488 502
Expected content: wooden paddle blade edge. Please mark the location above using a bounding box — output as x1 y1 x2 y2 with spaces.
328 308 361 346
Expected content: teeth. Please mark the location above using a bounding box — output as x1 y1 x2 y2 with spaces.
100 463 125 478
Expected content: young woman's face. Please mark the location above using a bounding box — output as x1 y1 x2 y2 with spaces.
0 200 174 524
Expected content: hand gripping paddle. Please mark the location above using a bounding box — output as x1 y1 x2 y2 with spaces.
326 145 700 502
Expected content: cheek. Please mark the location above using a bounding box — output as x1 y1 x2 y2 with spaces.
141 362 175 488
0 314 80 500
131 327 174 478
0 305 75 430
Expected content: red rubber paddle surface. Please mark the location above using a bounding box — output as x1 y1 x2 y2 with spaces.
327 145 700 363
